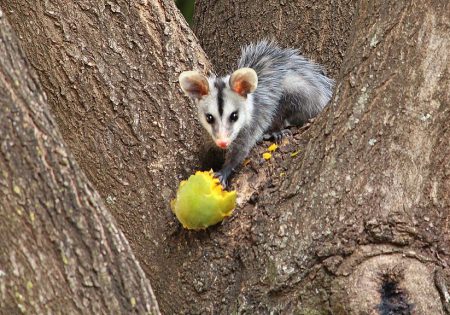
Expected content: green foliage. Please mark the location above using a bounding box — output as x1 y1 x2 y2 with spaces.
175 0 195 25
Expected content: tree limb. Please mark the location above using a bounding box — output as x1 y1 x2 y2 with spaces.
0 8 160 314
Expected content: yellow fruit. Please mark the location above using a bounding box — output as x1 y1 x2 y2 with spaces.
262 152 272 160
171 171 237 230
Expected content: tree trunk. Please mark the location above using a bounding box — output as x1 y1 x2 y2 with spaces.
0 9 160 314
0 0 212 310
3 0 450 314
195 1 449 314
193 0 356 77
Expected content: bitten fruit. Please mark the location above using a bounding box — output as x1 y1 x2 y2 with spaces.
171 171 237 230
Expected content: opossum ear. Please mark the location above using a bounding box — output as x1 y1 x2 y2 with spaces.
179 71 210 99
229 68 258 97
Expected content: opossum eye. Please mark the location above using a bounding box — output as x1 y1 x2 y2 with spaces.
229 111 238 123
205 113 215 124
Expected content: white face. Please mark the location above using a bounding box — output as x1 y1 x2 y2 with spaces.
179 68 257 149
197 79 252 149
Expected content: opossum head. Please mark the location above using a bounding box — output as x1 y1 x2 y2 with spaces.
179 68 257 149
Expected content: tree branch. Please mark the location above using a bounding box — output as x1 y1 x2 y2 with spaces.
0 8 160 314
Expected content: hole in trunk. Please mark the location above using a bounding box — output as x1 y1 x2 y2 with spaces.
378 275 414 315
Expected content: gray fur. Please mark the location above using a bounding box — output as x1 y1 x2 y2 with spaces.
182 40 334 186
237 40 334 133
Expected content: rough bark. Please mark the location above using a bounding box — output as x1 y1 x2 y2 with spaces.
193 0 356 77
3 0 450 314
0 9 160 314
0 0 212 310
187 1 448 313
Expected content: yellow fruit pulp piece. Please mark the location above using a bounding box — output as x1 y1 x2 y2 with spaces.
267 143 278 152
263 152 272 160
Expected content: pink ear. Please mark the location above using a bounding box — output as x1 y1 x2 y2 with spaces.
179 71 210 99
229 68 258 97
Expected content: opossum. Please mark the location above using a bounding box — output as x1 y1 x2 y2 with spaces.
179 40 334 187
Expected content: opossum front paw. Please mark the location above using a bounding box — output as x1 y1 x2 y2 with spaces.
215 167 233 189
214 172 229 188
263 129 292 143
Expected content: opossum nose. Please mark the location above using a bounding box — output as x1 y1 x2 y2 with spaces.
216 140 229 149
